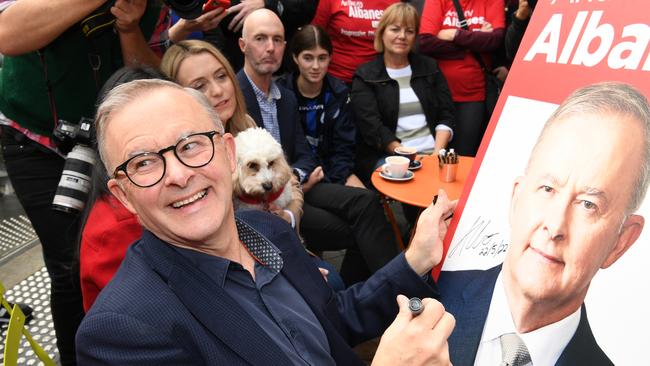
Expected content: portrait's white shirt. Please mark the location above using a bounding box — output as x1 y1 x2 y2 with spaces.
473 272 581 366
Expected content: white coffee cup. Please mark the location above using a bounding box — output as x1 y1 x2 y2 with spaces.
382 156 410 178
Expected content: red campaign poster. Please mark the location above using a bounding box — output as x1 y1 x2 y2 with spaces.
435 0 650 364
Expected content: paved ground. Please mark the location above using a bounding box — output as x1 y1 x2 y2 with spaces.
0 190 59 365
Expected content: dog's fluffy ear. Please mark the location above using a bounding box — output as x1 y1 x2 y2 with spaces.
235 127 285 163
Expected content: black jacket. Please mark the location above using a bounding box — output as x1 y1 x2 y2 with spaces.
350 53 455 181
278 73 356 185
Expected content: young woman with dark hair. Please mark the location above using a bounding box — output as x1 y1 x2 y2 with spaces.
278 25 364 188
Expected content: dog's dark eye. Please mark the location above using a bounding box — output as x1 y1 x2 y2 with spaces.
247 162 259 171
268 160 275 167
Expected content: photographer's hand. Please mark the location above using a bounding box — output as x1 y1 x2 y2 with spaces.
226 0 264 32
112 0 160 67
169 7 228 42
111 0 146 34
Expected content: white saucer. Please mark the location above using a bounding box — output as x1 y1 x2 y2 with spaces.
409 160 422 171
379 170 415 182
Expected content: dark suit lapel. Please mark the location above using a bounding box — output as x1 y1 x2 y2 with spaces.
275 91 294 149
555 305 612 366
237 71 263 127
139 232 292 365
442 265 501 366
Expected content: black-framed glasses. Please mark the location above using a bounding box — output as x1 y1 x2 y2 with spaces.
113 131 220 188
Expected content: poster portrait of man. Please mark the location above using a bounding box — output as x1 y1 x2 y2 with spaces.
432 1 650 363
439 82 649 366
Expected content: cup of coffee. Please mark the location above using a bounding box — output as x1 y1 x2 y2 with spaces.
382 156 410 178
394 146 417 165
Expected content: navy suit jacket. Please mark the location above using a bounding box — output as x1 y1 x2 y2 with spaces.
236 70 317 175
76 210 436 365
437 265 613 366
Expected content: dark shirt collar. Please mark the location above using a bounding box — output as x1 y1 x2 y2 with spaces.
172 217 284 286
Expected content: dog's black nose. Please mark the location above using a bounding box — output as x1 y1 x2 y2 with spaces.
262 182 273 191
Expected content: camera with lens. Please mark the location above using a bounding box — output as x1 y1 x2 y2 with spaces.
52 118 97 214
165 0 214 19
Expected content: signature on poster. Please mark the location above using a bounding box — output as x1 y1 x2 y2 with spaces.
447 216 508 259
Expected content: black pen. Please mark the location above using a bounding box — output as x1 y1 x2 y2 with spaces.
432 195 454 221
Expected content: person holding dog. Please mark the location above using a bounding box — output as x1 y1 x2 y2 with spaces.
75 78 456 365
237 8 401 286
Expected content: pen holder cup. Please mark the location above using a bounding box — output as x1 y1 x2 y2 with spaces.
439 163 458 183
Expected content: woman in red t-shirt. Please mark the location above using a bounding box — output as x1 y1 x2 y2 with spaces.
312 0 399 84
419 0 505 156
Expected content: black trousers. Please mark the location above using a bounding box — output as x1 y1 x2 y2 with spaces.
449 101 486 157
1 128 84 366
301 183 400 286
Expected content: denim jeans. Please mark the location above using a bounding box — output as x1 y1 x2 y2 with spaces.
1 127 84 366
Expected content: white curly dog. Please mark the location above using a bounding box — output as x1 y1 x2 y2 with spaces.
233 128 293 211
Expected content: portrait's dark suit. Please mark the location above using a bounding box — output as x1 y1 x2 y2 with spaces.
76 210 435 365
236 70 317 175
437 265 613 366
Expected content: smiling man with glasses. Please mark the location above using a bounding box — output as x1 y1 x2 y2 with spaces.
75 78 457 365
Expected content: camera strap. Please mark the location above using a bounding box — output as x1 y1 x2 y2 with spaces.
450 0 491 73
36 37 104 132
37 48 60 130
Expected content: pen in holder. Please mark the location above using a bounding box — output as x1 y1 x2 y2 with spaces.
439 162 458 182
438 149 458 182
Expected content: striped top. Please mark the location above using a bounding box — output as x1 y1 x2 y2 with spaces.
386 65 452 153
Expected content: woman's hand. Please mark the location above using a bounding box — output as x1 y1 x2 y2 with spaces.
302 166 325 193
345 174 366 189
436 29 458 41
480 21 493 33
386 141 402 155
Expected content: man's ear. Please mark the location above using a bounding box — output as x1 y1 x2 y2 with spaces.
602 214 644 269
509 176 524 226
107 178 137 216
222 132 237 173
238 37 246 53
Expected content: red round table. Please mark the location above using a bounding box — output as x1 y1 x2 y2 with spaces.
371 155 474 248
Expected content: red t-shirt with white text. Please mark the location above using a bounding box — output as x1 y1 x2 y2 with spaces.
313 0 399 83
420 0 505 101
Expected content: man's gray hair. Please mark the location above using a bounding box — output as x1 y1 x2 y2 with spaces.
529 82 650 213
95 79 225 174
